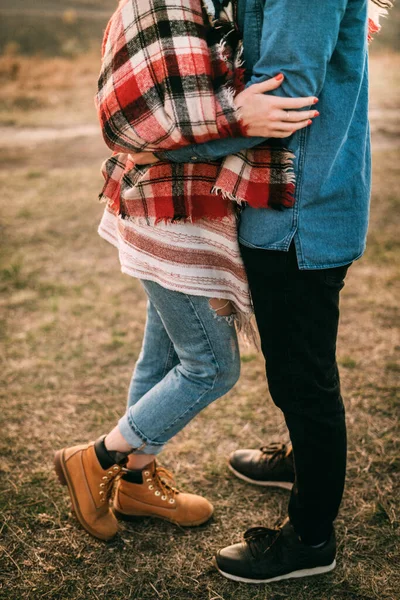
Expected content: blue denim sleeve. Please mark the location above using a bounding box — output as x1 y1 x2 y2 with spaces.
250 0 348 97
155 135 265 163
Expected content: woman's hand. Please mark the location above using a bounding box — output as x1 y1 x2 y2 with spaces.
128 152 160 165
235 74 319 138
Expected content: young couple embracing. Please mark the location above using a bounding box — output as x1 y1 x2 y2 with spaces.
54 0 390 585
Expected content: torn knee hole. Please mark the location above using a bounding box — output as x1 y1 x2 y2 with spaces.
209 298 234 317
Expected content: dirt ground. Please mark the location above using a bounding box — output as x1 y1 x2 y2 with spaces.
0 43 399 600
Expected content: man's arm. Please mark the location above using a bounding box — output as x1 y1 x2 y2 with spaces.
248 0 347 99
158 0 346 163
155 135 265 164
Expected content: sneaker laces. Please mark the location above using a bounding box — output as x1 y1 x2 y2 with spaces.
244 519 287 559
259 442 291 467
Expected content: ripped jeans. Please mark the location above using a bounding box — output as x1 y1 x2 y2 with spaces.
118 280 241 454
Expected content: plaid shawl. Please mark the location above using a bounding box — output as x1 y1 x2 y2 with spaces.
95 0 296 223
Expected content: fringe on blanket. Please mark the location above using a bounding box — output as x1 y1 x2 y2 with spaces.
213 307 260 349
234 312 260 349
368 0 394 41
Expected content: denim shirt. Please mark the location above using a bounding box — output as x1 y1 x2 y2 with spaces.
161 0 371 269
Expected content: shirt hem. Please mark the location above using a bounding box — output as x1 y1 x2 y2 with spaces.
238 235 365 269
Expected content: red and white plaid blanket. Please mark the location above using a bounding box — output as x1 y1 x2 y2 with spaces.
95 0 296 223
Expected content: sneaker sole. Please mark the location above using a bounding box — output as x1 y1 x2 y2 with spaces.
113 508 213 528
54 449 116 542
228 461 293 490
215 559 336 584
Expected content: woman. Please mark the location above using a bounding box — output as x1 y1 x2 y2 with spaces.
54 0 316 541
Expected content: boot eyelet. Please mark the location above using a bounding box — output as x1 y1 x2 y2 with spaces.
161 496 167 501
108 471 113 476
100 483 106 488
102 476 109 481
148 485 154 490
99 491 105 496
169 499 175 504
146 478 152 482
155 490 161 496
144 471 150 476
113 466 119 471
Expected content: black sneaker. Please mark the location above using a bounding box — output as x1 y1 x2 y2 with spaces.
215 520 336 584
228 442 295 490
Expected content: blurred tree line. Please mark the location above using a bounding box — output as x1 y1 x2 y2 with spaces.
0 0 399 57
0 0 115 57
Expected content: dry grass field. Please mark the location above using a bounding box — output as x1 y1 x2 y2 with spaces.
0 10 399 599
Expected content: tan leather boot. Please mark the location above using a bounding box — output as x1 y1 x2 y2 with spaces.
113 462 214 527
54 437 126 541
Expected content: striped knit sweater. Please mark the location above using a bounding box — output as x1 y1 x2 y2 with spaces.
98 204 252 318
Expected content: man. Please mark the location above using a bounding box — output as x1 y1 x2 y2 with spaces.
132 0 388 585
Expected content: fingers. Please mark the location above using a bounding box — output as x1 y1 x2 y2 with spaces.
277 119 312 132
129 152 160 165
275 109 319 123
269 119 312 137
248 118 312 138
275 96 318 109
243 76 318 110
250 74 284 94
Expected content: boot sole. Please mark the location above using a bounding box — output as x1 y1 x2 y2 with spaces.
113 507 213 528
54 449 116 542
215 558 336 584
228 461 293 490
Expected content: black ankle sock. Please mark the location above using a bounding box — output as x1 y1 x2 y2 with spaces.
121 469 144 484
94 435 130 470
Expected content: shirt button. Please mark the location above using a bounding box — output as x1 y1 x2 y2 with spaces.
191 156 198 161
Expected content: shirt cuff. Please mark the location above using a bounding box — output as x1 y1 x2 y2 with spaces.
153 150 201 163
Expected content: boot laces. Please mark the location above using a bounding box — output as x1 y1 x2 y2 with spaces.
259 442 290 467
147 464 178 504
99 464 124 504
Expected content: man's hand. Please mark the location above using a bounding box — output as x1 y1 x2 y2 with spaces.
235 74 319 138
128 152 160 165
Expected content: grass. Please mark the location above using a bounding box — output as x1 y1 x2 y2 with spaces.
0 33 400 600
0 50 102 127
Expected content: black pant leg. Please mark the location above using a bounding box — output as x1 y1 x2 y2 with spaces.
240 243 349 545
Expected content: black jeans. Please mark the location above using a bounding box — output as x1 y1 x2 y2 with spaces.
240 242 350 545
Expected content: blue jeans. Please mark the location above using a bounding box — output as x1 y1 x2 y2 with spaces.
118 280 241 454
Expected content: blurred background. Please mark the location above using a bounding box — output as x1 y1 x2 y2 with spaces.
1 2 399 600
